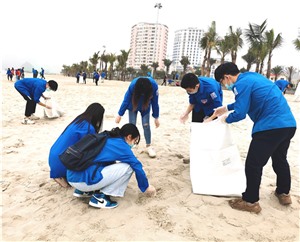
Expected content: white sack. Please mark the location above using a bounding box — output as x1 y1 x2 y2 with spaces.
190 119 246 197
44 97 64 119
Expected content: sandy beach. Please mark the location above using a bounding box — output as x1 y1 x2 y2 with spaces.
1 73 299 241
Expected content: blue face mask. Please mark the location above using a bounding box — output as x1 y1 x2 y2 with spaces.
225 83 234 91
128 143 134 149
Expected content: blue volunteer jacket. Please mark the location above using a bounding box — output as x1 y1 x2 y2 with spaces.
118 77 159 118
14 78 47 103
66 137 149 192
48 120 96 178
226 72 296 134
274 80 289 92
189 76 223 115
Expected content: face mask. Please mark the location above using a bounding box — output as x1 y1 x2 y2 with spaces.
188 90 197 95
46 87 51 92
128 143 134 149
225 83 234 91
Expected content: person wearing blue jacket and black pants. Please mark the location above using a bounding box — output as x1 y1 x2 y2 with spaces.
179 73 223 163
14 78 58 124
115 76 160 158
67 123 156 209
213 62 296 214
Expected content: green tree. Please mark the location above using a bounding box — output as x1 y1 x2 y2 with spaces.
180 56 190 73
117 49 131 81
293 38 300 51
216 36 231 64
228 26 243 63
163 59 172 75
89 52 100 71
284 66 296 83
271 65 284 80
140 64 149 76
265 29 284 78
151 62 159 78
108 53 117 80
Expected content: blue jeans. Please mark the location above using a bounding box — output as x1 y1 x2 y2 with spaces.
128 110 151 145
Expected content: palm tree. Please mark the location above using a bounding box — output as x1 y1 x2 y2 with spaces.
228 26 243 63
89 52 100 71
242 49 256 71
271 65 284 80
200 21 218 76
180 56 190 73
140 64 149 76
284 66 296 82
244 19 268 73
163 59 172 75
151 62 159 78
264 29 284 78
293 38 300 51
107 53 116 80
117 49 131 81
215 36 231 64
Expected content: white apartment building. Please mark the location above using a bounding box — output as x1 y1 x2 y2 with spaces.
172 27 204 72
128 22 168 70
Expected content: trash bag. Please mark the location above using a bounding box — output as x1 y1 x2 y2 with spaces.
189 119 246 196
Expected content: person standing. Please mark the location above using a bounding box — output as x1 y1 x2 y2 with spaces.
67 123 156 209
14 78 58 124
40 67 45 79
49 103 105 188
213 62 296 214
6 68 12 81
115 76 160 158
76 71 81 83
161 75 167 86
82 71 87 84
94 71 100 86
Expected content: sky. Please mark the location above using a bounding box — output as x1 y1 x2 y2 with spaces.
1 0 300 73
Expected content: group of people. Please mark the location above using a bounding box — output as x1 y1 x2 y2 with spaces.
14 62 297 213
6 67 24 81
92 70 106 85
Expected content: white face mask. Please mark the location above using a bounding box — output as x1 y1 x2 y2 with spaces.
187 90 197 95
46 87 51 92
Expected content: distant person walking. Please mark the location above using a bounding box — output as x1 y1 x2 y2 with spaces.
161 75 167 86
40 68 45 79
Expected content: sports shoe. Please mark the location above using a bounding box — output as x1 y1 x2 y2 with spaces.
29 114 40 120
228 198 262 214
89 193 118 209
146 146 156 158
275 192 292 205
73 189 94 198
21 118 35 125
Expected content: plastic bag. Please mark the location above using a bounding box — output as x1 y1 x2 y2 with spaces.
190 119 246 196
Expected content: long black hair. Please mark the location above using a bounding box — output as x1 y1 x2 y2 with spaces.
132 77 153 111
65 103 105 134
108 123 140 145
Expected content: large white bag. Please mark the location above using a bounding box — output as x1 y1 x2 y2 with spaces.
43 92 64 119
190 119 246 196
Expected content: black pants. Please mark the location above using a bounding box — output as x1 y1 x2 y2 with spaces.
242 127 296 203
17 91 37 117
192 109 206 123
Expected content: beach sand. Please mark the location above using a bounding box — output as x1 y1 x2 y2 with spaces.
1 74 299 241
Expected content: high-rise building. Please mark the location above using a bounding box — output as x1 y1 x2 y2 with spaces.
128 22 168 70
172 27 204 71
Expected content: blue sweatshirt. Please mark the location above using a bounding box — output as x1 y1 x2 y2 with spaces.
118 77 159 118
226 72 296 134
189 76 223 115
66 137 149 192
48 120 96 178
274 80 289 92
14 78 47 103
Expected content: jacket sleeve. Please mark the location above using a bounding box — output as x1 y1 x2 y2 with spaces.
151 81 159 118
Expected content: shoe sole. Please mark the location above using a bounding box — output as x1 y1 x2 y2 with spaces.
89 201 118 209
73 193 93 198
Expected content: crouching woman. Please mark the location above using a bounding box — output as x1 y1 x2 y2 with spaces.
67 123 156 209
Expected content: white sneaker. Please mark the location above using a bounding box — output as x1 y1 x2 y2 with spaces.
21 118 35 125
29 114 40 120
146 146 156 158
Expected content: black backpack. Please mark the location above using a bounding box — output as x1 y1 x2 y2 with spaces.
59 131 109 171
